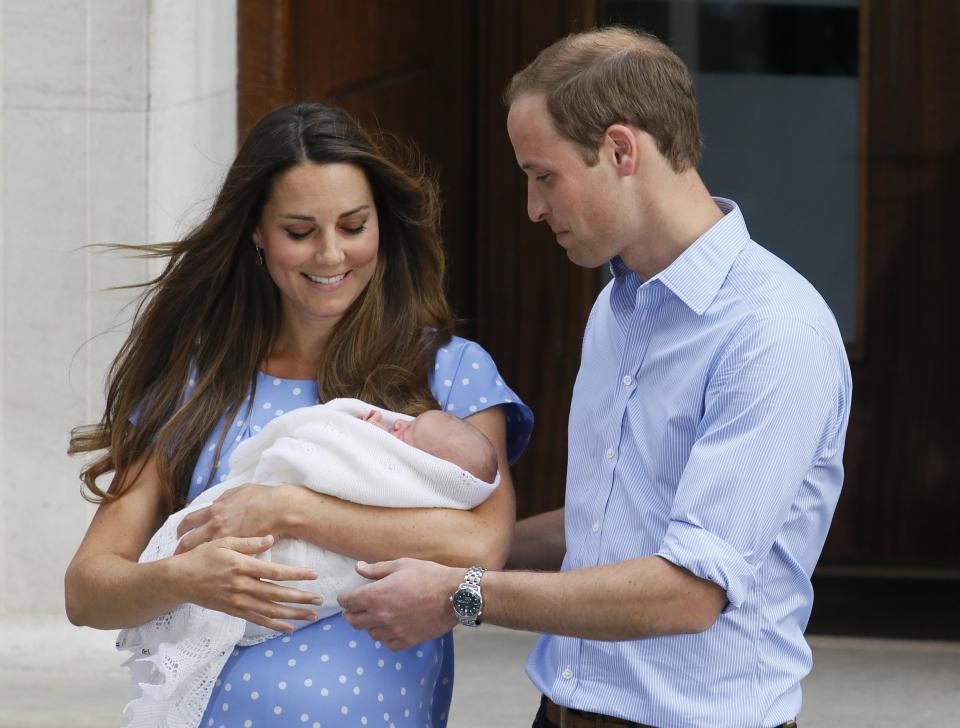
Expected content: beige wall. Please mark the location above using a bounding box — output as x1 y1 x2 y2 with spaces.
0 0 237 618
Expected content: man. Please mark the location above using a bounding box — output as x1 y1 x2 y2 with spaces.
340 26 851 728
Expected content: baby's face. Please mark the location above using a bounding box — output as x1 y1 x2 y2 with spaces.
388 417 420 448
359 408 433 449
389 411 448 450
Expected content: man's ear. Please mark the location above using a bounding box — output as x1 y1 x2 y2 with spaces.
604 124 638 176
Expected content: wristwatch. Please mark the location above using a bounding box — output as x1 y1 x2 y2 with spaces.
450 566 487 627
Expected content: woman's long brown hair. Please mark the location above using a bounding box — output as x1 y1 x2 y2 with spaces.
69 101 455 515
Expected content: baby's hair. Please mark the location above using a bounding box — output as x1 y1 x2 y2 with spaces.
416 411 498 483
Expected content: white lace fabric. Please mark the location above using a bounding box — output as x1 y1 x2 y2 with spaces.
117 398 499 727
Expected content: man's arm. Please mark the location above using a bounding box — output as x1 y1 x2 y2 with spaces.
341 319 846 650
506 507 566 571
339 555 726 650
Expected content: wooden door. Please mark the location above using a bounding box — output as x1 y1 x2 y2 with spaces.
238 0 960 570
825 0 960 569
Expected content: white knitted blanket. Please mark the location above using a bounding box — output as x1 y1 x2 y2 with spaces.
117 398 498 728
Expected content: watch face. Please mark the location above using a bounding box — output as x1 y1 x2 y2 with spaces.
453 588 482 616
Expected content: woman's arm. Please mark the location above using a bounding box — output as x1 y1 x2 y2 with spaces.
176 406 517 570
64 452 325 632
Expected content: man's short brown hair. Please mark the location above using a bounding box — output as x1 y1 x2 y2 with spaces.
504 26 702 171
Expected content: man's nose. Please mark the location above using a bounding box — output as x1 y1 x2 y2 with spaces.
527 184 549 223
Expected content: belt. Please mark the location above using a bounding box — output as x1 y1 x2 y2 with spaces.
541 696 798 728
542 696 655 728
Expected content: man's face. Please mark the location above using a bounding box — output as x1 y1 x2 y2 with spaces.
506 94 626 268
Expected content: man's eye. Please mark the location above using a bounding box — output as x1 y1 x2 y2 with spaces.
535 173 551 184
286 230 311 240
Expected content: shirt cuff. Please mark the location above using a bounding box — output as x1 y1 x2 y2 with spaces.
657 520 757 611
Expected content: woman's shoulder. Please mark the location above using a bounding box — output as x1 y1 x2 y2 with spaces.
431 335 507 387
432 335 497 370
429 335 534 465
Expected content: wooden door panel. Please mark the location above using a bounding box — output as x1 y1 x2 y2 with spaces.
824 0 960 568
239 1 960 566
476 0 599 517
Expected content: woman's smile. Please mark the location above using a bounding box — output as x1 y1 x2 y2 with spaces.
302 270 350 288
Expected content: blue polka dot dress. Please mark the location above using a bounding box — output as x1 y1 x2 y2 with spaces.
188 337 533 727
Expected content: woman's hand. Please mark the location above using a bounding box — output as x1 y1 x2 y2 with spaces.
176 483 290 554
174 534 324 633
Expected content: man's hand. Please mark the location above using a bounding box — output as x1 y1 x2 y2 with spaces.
339 558 461 651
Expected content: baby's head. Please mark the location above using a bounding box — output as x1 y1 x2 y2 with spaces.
392 410 499 483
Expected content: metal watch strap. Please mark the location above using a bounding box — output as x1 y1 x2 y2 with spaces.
456 566 486 626
462 566 486 589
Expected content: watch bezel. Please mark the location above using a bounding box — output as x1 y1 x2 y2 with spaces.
452 585 483 618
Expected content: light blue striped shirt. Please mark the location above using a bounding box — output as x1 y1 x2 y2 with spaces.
526 199 852 728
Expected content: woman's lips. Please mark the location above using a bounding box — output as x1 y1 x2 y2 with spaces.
302 271 349 289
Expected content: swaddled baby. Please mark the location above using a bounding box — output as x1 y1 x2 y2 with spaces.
359 406 498 481
118 398 501 725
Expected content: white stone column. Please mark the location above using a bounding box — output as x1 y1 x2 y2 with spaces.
0 0 236 620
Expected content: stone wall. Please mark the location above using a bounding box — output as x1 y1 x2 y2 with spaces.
0 0 237 618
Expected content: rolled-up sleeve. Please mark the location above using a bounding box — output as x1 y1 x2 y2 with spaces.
656 317 844 610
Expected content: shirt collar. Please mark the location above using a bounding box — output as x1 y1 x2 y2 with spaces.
609 197 750 316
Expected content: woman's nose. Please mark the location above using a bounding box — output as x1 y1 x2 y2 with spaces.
313 234 345 266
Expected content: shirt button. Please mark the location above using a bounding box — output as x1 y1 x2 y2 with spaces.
606 447 615 459
561 667 573 680
622 375 633 386
591 521 600 533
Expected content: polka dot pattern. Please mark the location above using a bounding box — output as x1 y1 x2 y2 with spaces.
188 338 532 501
186 337 532 725
198 617 452 726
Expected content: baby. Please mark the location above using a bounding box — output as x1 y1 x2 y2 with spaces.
120 398 503 678
360 408 498 483
120 399 503 721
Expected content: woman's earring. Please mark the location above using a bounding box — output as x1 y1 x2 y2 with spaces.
254 245 264 266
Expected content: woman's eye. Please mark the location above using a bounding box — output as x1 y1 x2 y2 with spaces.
342 223 367 235
286 229 311 240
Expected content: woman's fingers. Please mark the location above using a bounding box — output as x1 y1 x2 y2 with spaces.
174 522 217 554
244 613 297 634
176 505 211 539
250 579 325 607
229 591 320 625
222 534 275 555
247 558 321 585
222 600 297 634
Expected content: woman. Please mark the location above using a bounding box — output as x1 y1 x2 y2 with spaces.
65 101 532 727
